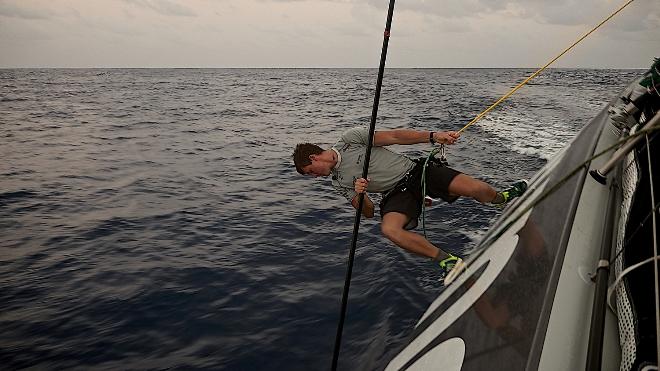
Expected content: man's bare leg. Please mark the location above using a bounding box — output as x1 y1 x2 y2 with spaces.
381 211 450 260
447 174 498 203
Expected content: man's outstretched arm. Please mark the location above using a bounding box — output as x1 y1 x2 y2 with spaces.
373 129 459 146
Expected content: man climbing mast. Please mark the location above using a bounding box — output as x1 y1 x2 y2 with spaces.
293 127 528 276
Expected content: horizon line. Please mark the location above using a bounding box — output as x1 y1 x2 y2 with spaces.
0 66 647 70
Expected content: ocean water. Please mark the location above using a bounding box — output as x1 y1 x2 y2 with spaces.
0 68 641 370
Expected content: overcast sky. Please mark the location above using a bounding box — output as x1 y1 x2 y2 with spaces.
1 0 658 68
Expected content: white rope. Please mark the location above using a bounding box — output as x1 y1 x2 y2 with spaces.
607 255 660 313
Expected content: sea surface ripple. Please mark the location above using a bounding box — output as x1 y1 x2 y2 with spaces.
0 68 641 370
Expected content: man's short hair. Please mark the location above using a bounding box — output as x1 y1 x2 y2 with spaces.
293 143 323 174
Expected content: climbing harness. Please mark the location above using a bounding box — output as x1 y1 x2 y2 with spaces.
420 144 447 238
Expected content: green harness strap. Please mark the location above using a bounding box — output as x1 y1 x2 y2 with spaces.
420 145 446 238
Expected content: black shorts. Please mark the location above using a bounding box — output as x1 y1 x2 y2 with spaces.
379 160 461 230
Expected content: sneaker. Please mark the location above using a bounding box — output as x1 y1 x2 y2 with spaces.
438 254 461 276
444 259 467 286
494 179 528 208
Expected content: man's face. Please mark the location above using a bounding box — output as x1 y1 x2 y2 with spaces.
301 155 331 177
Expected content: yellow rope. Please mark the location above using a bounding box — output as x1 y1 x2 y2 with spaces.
457 0 636 135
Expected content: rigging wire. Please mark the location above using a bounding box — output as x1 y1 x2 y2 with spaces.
453 124 660 270
643 134 660 363
610 134 660 265
611 200 660 264
603 132 660 364
420 0 637 237
456 0 636 135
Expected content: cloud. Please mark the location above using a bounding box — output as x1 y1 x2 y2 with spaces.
355 0 660 31
0 0 656 68
235 0 660 32
511 0 660 30
0 2 53 20
122 0 196 17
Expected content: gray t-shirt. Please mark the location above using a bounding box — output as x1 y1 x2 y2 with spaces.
331 127 415 201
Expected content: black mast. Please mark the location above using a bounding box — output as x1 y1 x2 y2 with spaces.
331 1 397 370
